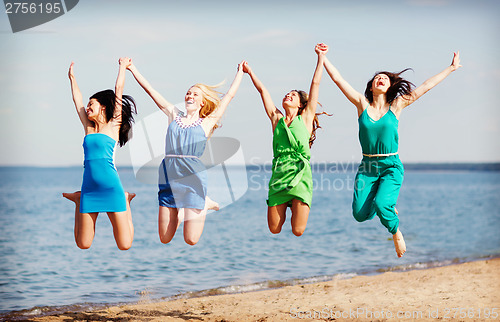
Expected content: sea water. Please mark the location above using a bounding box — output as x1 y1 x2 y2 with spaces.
0 165 499 318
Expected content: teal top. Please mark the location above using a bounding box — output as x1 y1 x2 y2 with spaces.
358 108 399 155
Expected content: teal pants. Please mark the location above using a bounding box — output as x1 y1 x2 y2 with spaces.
352 155 404 235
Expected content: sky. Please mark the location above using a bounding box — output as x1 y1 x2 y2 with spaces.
0 0 499 166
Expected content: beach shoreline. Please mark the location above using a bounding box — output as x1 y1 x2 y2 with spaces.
15 258 499 321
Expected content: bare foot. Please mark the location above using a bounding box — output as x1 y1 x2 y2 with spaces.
206 196 220 211
62 191 81 203
393 229 406 258
125 192 136 202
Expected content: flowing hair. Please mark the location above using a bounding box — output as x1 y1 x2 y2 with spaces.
191 83 223 132
89 89 137 147
294 90 332 148
364 69 415 105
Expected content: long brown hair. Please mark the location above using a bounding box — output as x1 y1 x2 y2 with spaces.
90 90 137 147
294 90 331 148
364 69 415 105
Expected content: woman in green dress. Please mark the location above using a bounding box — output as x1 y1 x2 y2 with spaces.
243 43 328 236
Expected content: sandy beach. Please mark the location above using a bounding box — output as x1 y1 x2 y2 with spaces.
26 258 500 322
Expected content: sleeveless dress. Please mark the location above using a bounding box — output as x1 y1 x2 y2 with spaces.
158 114 207 210
80 133 126 213
267 115 313 207
352 108 404 234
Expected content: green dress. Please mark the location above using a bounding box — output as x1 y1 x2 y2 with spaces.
267 115 313 207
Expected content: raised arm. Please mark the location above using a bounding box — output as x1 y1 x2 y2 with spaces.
394 51 462 111
242 61 282 129
203 61 245 130
113 57 129 121
127 59 178 118
68 62 91 129
301 43 327 131
324 54 367 116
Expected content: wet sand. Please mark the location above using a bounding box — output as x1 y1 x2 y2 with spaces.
30 258 500 321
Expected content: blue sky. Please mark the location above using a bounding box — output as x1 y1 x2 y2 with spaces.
0 0 499 166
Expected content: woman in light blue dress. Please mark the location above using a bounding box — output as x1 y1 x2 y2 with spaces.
63 58 137 250
127 59 244 245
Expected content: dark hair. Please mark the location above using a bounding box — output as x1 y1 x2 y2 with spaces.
364 68 415 105
89 89 137 147
294 90 331 148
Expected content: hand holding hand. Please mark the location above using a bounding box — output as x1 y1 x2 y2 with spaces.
119 57 132 68
237 60 246 73
315 43 328 55
242 61 252 74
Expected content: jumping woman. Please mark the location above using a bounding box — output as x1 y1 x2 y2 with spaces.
126 59 244 245
63 58 137 250
323 48 461 257
243 43 329 237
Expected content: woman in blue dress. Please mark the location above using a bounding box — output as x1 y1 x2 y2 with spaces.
127 59 244 245
63 58 137 250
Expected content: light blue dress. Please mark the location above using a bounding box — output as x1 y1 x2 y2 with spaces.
158 114 207 210
80 133 126 213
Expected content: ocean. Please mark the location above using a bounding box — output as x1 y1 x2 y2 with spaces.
0 164 499 319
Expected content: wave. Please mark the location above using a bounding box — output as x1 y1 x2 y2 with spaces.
3 254 498 321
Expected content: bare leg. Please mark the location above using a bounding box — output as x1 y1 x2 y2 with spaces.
63 191 135 250
393 228 406 257
62 191 81 240
183 208 207 245
158 206 180 244
392 207 406 257
62 191 98 249
205 196 220 211
267 203 287 234
125 192 136 240
106 191 136 250
290 199 310 237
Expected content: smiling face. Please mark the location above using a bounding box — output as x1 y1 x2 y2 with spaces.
371 73 391 94
282 91 302 109
86 98 104 121
185 86 205 111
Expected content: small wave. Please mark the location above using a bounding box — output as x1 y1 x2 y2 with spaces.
3 255 498 321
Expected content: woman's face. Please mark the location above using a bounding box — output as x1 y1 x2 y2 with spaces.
86 98 103 121
371 73 391 94
282 91 302 109
185 86 205 111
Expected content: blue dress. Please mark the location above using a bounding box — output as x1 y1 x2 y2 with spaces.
80 133 126 213
158 114 207 210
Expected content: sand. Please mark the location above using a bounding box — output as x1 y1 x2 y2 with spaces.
29 258 500 321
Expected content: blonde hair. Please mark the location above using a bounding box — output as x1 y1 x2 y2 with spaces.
192 83 223 131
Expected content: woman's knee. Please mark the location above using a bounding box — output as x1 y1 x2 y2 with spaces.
292 225 306 237
184 235 200 246
268 222 283 234
352 205 370 223
159 233 174 244
76 238 92 250
117 242 132 251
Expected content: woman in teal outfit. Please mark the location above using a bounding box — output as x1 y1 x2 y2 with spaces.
323 49 461 257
